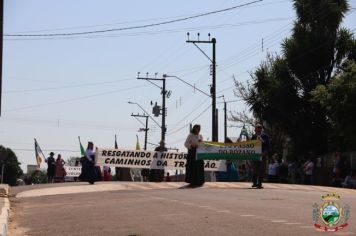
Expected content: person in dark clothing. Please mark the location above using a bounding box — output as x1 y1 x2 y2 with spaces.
278 159 289 183
45 152 56 183
184 124 205 187
150 140 167 182
251 124 270 189
80 141 97 184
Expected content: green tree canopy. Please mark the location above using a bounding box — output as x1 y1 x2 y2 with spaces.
311 60 356 150
234 0 355 155
0 145 23 186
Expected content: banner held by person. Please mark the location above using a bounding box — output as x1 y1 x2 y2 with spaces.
95 148 226 171
197 140 262 161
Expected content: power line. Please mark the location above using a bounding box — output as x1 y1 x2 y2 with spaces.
5 17 292 41
0 140 78 148
5 0 262 37
217 8 356 72
4 78 132 93
232 39 356 105
167 103 212 136
169 98 210 130
12 148 78 152
3 85 147 112
216 26 356 94
6 0 290 36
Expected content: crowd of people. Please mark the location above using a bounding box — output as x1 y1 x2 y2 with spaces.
234 150 356 189
43 125 355 189
186 123 355 190
45 141 112 184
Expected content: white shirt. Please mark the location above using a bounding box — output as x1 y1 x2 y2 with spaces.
268 162 279 176
304 161 314 175
86 149 95 161
184 133 203 150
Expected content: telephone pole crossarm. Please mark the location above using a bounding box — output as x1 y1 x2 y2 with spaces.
131 113 149 151
137 75 167 142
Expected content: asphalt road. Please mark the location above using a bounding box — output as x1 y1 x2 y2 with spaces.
8 182 356 236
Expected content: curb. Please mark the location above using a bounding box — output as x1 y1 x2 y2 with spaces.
0 185 10 236
0 198 9 236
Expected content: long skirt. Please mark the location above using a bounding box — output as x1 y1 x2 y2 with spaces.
54 165 65 182
185 148 205 186
80 159 97 184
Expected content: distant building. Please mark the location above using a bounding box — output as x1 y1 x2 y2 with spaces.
27 165 39 174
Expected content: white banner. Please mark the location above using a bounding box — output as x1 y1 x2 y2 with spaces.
64 166 82 177
95 148 226 171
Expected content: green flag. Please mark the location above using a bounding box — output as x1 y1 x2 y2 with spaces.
78 136 86 156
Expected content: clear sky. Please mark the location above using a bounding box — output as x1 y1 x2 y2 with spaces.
1 0 356 172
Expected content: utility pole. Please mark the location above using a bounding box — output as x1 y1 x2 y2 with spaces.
224 101 227 142
0 0 3 116
131 113 149 150
186 33 218 141
137 73 168 142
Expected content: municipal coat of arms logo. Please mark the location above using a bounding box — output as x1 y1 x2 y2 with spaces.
313 193 350 232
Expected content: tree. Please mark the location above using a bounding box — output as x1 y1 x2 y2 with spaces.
29 170 47 184
234 0 355 156
0 145 23 186
311 60 356 150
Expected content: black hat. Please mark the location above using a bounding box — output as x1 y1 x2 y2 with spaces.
49 152 55 156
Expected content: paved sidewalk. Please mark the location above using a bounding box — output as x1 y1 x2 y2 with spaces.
0 184 9 236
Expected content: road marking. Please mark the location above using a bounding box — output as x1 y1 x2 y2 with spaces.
182 203 195 206
240 214 254 217
157 213 185 217
284 223 302 225
217 210 231 213
271 220 288 223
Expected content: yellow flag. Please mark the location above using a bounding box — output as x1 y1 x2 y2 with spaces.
34 139 45 168
136 135 141 150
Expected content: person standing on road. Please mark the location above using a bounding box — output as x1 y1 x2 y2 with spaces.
45 152 56 183
54 154 66 183
184 124 205 187
82 141 97 184
103 166 112 181
303 155 314 185
165 172 171 182
251 123 270 189
268 154 279 183
151 140 168 182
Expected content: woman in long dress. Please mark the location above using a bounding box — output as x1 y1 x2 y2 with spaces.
184 124 205 187
54 154 66 183
82 141 97 184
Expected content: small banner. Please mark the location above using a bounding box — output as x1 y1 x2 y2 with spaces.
197 140 262 161
95 148 226 171
64 166 82 177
